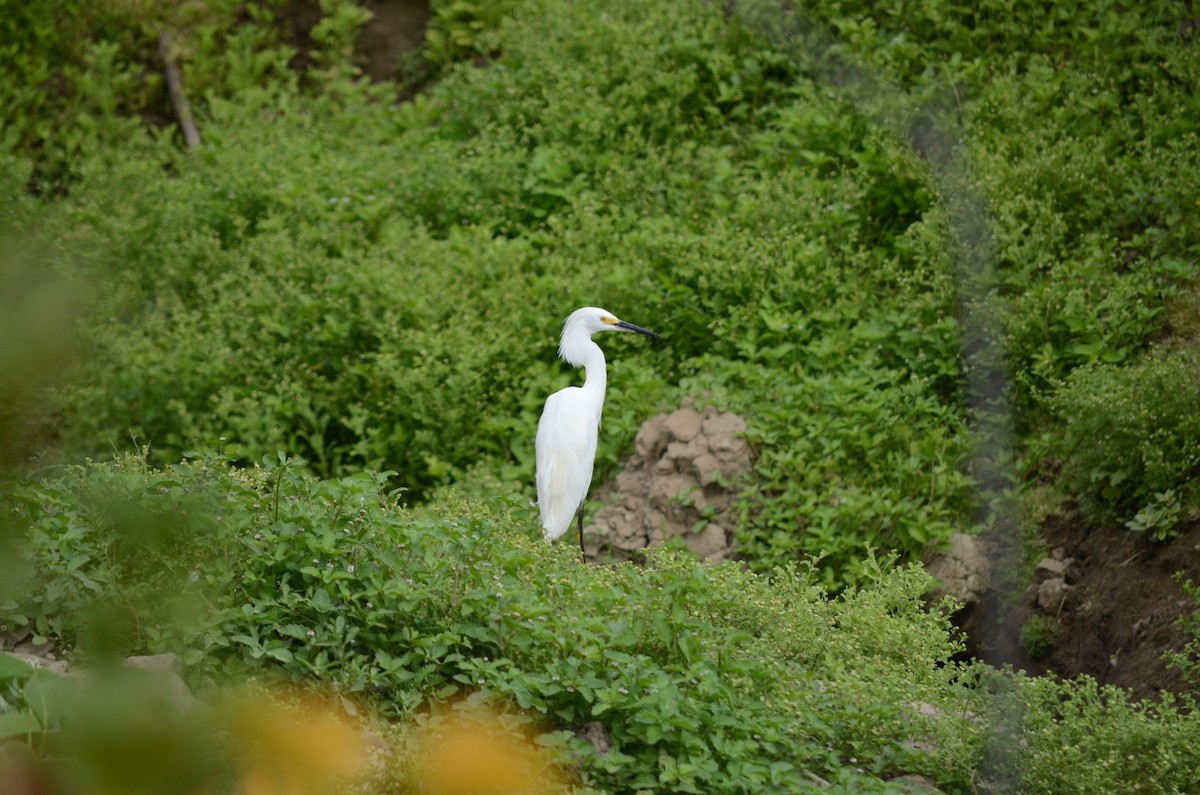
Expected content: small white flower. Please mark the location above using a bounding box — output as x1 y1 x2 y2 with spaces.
347 565 355 573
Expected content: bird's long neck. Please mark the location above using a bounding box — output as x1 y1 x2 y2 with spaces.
579 341 607 415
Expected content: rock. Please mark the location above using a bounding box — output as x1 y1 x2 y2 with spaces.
891 774 943 793
12 639 54 659
575 720 612 756
925 533 989 607
123 653 194 713
1037 578 1070 613
690 523 729 561
634 415 667 460
1 651 68 675
0 623 33 651
662 407 703 442
124 652 183 675
587 402 753 562
1035 557 1068 578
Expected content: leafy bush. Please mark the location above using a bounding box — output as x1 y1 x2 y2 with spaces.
1013 676 1200 795
423 0 519 70
9 457 1200 793
10 0 1200 586
1051 345 1200 534
1164 574 1200 691
4 455 981 793
26 0 978 584
0 0 284 184
1018 616 1057 661
5 0 1200 791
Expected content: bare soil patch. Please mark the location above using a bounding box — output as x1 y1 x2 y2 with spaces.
985 509 1199 701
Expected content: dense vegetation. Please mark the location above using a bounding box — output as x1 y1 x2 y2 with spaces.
7 456 1200 793
2 0 1199 792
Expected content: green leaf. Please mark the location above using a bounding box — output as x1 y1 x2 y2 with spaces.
0 654 33 681
0 711 42 739
23 669 77 730
265 647 294 663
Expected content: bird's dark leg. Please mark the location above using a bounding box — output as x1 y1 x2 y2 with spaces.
576 504 586 563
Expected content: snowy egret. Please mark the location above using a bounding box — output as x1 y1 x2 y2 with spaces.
536 307 661 559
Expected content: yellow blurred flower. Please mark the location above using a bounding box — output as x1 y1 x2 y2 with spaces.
414 707 567 795
226 689 367 795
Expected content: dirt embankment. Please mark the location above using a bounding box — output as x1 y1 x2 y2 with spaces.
1000 510 1200 700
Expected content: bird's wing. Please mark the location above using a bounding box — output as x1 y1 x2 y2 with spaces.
535 387 599 540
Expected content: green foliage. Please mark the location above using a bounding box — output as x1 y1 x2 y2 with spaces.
11 458 1200 793
1018 616 1057 661
0 0 384 184
1013 675 1200 795
4 0 1200 790
1164 574 1200 690
1051 345 1200 535
35 0 978 583
0 654 78 747
959 12 1200 409
423 0 519 70
5 457 979 793
8 0 1190 586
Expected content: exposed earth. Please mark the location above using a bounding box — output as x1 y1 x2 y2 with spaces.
988 510 1199 701
585 402 752 563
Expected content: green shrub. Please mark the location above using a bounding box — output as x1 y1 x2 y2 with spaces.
1051 345 1200 535
1164 574 1200 690
33 0 978 585
5 455 982 793
13 0 1199 587
1014 675 1200 795
423 0 519 70
11 458 1200 793
1018 616 1057 660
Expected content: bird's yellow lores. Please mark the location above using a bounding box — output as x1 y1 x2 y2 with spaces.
535 307 661 559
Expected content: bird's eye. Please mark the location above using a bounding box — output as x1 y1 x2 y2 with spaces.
600 316 618 325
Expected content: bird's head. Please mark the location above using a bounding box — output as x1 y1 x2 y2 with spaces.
559 307 660 365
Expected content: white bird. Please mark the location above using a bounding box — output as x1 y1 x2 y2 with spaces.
536 307 660 559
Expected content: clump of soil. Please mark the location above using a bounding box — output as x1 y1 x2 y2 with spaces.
358 0 431 82
987 507 1200 701
586 402 755 562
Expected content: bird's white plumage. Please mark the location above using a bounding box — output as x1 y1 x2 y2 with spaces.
536 387 600 539
535 307 659 545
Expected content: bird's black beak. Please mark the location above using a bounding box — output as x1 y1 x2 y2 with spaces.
615 320 661 339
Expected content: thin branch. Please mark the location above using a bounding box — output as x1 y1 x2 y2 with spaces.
158 31 201 151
